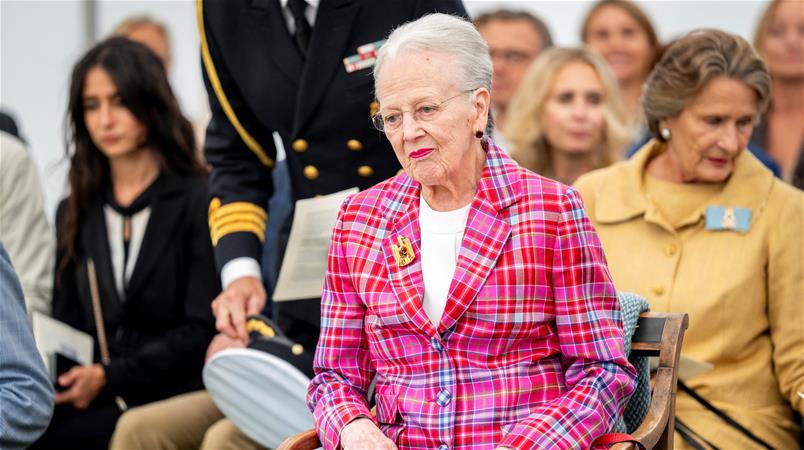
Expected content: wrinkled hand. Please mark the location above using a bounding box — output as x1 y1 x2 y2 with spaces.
205 332 248 361
55 364 106 409
211 276 266 341
340 417 397 450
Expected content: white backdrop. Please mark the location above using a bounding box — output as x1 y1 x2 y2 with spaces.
0 0 766 221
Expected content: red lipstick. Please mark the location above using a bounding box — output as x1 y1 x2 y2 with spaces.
409 148 434 159
707 157 729 167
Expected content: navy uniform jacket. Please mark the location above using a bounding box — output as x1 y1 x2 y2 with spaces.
199 0 467 344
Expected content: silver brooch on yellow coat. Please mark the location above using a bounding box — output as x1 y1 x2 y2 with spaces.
705 206 751 232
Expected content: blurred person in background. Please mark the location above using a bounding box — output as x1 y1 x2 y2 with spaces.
0 131 54 318
474 9 552 148
582 0 661 146
575 29 803 449
112 15 171 73
31 37 218 450
753 0 804 186
794 148 804 189
505 47 629 185
0 109 24 140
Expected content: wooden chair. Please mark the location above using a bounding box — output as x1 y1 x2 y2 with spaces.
610 312 688 450
277 312 688 450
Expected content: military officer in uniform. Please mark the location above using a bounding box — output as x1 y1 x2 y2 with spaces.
203 0 468 353
110 1 467 448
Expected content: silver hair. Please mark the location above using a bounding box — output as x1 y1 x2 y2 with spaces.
373 13 492 97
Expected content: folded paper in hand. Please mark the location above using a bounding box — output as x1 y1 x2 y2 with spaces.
32 311 93 380
273 188 358 302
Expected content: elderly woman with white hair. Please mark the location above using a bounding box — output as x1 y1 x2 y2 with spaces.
307 14 636 450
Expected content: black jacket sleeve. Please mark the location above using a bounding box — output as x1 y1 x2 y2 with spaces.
200 1 277 271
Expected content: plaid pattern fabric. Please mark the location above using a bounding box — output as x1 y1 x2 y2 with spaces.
308 143 636 450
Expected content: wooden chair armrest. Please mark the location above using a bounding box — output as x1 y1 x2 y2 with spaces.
277 429 320 450
628 366 673 448
278 407 376 449
628 312 689 449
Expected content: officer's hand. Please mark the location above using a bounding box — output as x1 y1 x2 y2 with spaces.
211 276 266 341
205 333 247 361
340 417 397 450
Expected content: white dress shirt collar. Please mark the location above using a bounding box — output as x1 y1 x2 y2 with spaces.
279 0 319 33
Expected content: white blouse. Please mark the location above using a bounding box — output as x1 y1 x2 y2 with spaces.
103 205 150 301
418 194 470 328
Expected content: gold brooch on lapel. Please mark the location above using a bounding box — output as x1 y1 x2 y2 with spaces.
391 236 415 267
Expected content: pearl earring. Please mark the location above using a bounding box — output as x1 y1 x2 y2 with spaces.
660 127 671 140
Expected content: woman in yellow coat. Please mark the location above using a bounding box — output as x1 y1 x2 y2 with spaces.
575 29 803 449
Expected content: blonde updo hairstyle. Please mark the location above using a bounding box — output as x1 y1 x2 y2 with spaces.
642 29 771 142
505 47 629 176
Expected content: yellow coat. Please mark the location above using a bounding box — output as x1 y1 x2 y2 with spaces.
575 140 804 449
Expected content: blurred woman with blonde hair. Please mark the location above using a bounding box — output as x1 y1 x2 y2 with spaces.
581 0 661 135
753 0 804 186
506 47 629 184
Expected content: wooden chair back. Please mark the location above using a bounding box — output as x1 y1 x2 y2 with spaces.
610 312 689 450
278 312 689 450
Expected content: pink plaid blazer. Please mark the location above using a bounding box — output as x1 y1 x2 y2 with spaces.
308 143 636 450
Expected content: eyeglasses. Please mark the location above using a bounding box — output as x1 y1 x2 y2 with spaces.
371 89 475 133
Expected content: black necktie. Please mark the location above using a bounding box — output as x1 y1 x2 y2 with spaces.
287 0 311 55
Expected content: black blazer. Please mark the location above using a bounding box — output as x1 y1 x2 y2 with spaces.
200 0 467 335
53 173 218 406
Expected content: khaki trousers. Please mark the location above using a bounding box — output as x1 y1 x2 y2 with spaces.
109 390 267 450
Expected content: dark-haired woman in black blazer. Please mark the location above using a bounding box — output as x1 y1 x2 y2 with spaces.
31 37 218 450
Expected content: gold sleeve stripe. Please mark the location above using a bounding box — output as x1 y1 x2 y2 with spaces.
209 211 267 232
208 199 269 245
212 222 266 246
196 0 274 168
212 214 266 234
210 201 268 222
209 210 267 226
208 197 221 231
